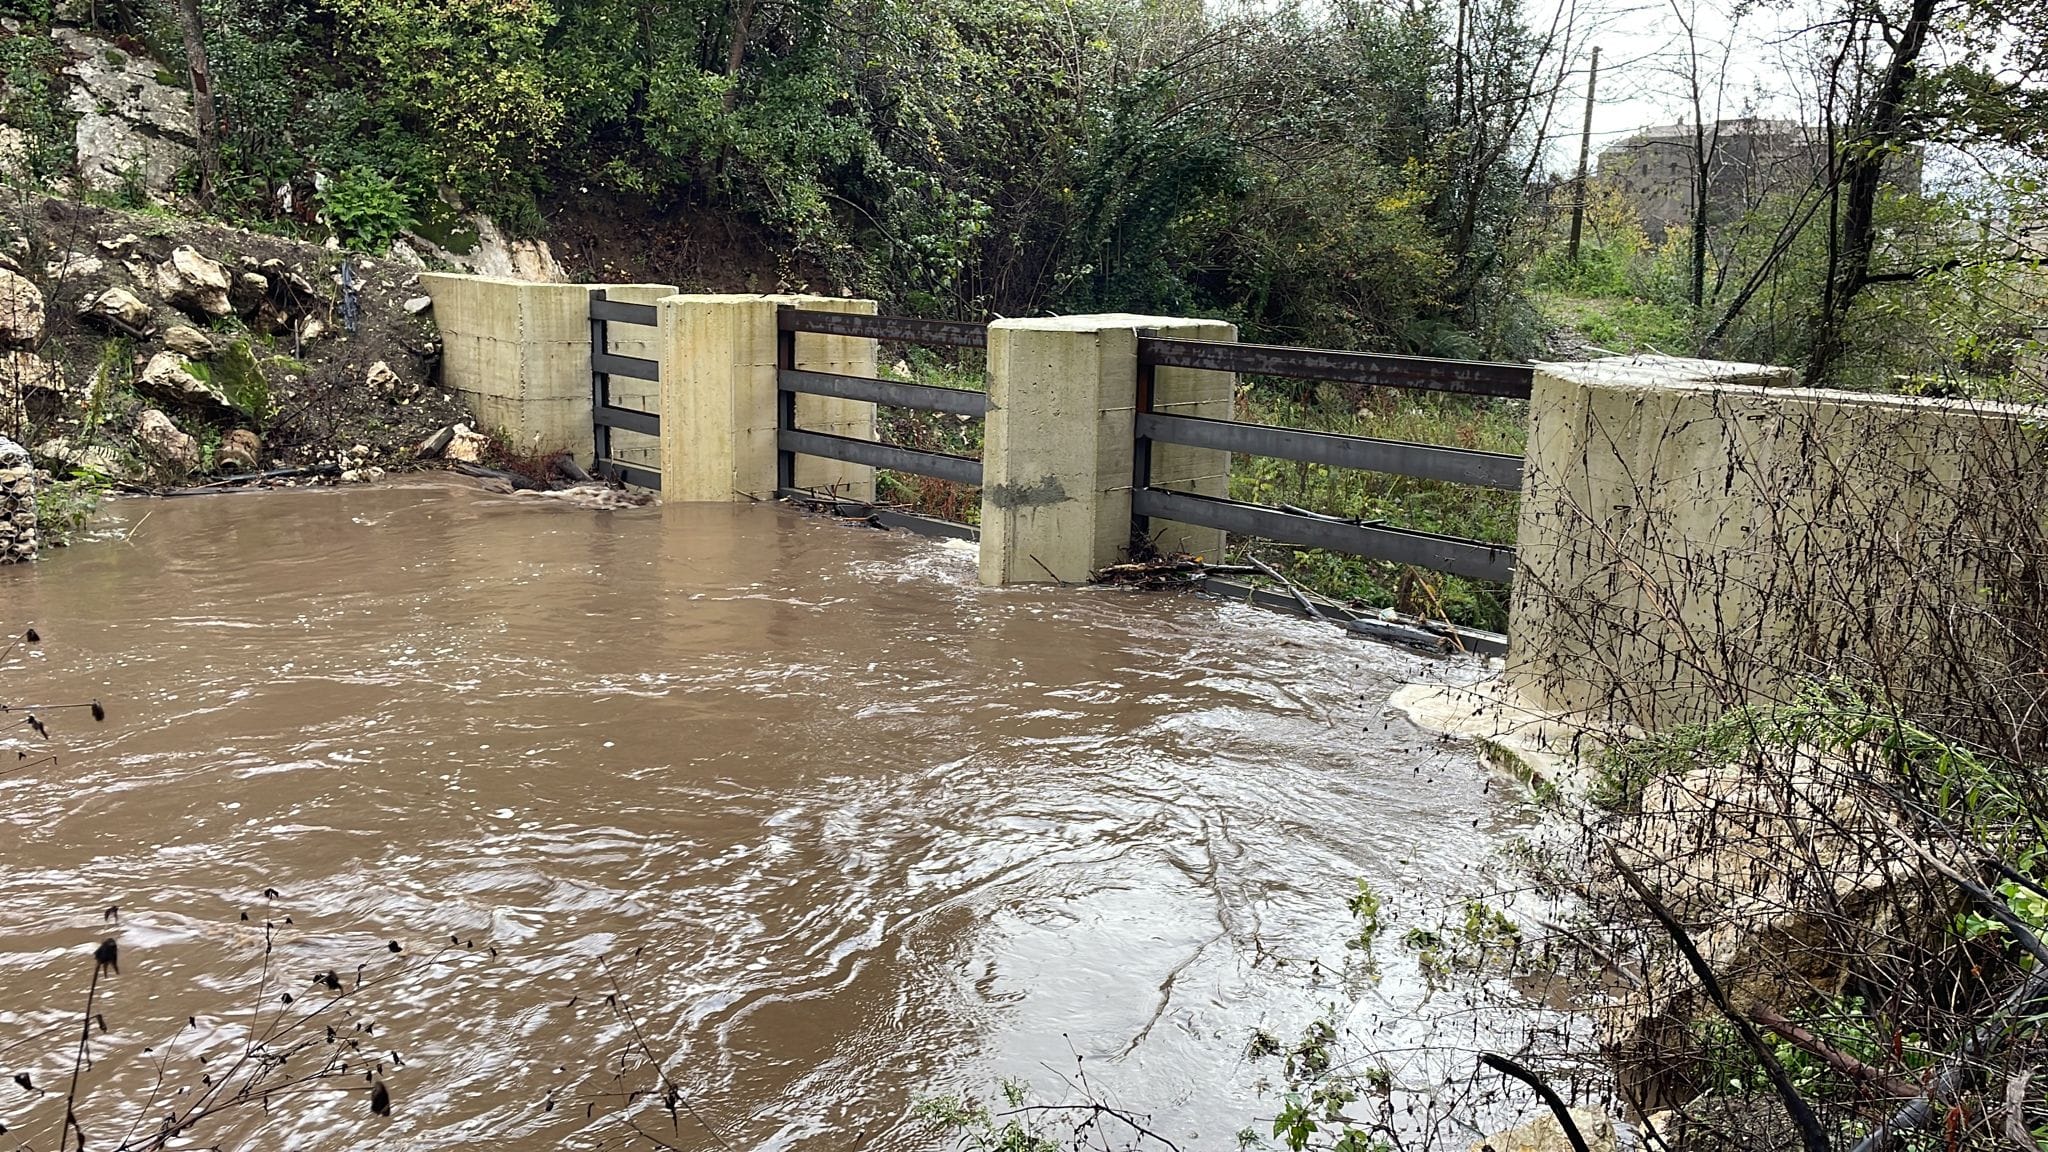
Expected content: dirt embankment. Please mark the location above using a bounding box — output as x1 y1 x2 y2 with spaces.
1 192 470 488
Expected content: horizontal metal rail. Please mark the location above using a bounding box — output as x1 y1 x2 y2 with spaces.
1137 337 1533 399
598 461 660 490
1137 412 1522 491
1133 487 1515 583
589 299 659 326
780 369 988 417
775 489 980 542
593 351 659 382
594 404 659 437
777 309 989 349
778 429 983 487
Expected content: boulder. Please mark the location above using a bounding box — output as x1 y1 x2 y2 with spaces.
403 295 433 315
97 232 141 255
1470 1110 1618 1152
155 246 234 318
445 423 488 464
139 350 240 418
162 325 213 358
218 428 261 472
78 285 153 332
55 27 197 195
230 271 268 316
35 437 127 477
0 350 65 398
44 251 104 280
135 408 199 472
299 315 327 342
366 360 415 401
0 266 45 346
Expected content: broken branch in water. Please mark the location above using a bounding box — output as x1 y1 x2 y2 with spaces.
1246 555 1328 621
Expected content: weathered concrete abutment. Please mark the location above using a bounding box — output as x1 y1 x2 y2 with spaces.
1409 355 2048 777
421 274 676 459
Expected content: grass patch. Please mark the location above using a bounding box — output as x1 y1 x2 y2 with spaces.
1225 383 1525 631
1533 289 1693 355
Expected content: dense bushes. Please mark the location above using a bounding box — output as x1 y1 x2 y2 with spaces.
36 0 1562 357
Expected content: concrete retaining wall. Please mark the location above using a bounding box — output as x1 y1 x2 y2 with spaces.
1506 356 2048 732
421 274 678 457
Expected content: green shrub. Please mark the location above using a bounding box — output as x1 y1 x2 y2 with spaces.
320 167 415 253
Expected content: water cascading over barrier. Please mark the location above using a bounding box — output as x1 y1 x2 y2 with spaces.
418 275 2048 774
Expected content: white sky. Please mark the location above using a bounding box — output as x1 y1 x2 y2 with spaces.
1540 0 1825 174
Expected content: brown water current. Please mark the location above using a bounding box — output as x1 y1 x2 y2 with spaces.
0 479 1552 1150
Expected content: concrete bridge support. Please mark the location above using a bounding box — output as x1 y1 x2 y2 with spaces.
1403 354 2048 783
980 315 1234 586
421 274 676 455
655 294 878 503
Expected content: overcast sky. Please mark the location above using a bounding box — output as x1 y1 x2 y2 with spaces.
1534 0 1825 174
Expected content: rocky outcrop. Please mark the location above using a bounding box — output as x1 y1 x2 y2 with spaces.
404 212 566 283
0 266 46 345
54 27 196 195
0 435 35 563
135 407 198 472
155 246 234 318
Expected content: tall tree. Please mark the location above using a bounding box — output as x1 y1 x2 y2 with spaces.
171 0 221 205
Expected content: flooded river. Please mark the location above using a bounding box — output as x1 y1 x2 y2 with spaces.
1 479 1547 1150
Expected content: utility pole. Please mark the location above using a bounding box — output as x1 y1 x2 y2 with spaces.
1567 46 1601 264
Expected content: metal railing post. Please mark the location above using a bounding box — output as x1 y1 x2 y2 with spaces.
1130 329 1157 551
775 305 798 494
590 288 611 481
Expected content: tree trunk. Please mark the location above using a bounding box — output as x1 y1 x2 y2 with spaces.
172 0 220 207
720 0 757 114
1804 0 1936 384
1691 122 1710 311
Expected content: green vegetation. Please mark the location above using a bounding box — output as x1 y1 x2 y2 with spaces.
1227 387 1524 631
33 474 110 544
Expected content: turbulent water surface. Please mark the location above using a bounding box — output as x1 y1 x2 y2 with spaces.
0 479 1546 1150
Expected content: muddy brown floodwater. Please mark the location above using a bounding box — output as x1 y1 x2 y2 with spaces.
0 479 1553 1151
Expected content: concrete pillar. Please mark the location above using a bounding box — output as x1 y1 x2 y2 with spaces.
979 314 1234 586
420 274 676 455
656 294 878 503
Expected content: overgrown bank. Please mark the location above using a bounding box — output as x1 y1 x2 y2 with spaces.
0 191 469 542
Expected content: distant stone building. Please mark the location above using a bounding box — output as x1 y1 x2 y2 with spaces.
1596 117 1921 240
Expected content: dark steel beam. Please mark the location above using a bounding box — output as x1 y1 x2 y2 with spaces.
775 488 980 541
1137 412 1523 490
1132 487 1515 583
592 351 660 381
589 299 659 326
776 309 989 349
778 429 984 486
594 404 659 437
780 369 987 417
1136 337 1533 399
598 461 661 490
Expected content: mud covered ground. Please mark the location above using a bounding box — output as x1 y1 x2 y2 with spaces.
3 191 469 480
